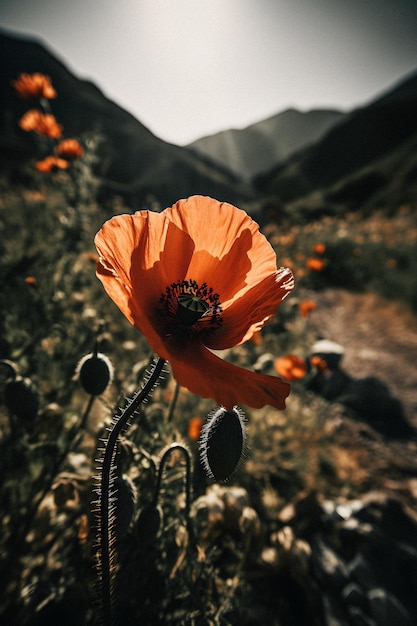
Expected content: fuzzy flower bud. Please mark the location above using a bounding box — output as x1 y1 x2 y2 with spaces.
76 352 113 395
199 405 247 482
4 377 40 421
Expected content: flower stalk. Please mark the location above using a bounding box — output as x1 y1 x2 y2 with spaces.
94 356 166 626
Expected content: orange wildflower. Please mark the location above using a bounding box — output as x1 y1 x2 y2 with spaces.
310 355 329 374
313 243 326 255
12 72 57 100
299 299 316 318
188 416 204 440
25 276 37 286
36 156 69 172
55 138 84 159
19 110 62 138
306 258 325 272
274 354 307 381
95 196 294 409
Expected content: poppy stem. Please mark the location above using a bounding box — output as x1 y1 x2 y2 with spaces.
153 443 192 517
95 356 166 626
79 393 95 432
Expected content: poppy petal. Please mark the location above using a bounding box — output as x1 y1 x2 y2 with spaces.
164 196 277 302
95 211 195 353
164 339 290 410
205 267 294 349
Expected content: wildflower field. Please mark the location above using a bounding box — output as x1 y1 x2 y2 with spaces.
2 161 417 625
1 71 417 626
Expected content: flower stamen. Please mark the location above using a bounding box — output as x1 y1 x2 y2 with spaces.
160 279 222 337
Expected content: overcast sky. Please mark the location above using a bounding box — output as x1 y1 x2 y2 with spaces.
1 0 416 145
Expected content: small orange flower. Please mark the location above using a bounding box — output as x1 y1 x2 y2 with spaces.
313 243 326 255
95 196 294 409
36 156 69 172
25 276 37 286
55 138 84 160
19 110 62 138
306 258 325 272
188 416 204 440
274 354 307 381
299 299 316 318
12 73 57 100
310 355 329 374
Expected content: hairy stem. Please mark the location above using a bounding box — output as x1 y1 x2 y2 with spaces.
96 356 166 626
154 443 192 516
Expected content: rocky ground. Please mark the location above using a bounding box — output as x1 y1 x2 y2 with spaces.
308 287 417 425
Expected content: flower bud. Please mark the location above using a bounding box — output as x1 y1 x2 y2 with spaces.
4 378 39 421
199 406 247 482
76 352 113 395
135 504 162 543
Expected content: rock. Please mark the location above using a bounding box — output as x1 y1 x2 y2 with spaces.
321 592 350 626
310 535 349 590
307 369 351 400
346 552 378 589
307 369 412 438
367 588 412 625
338 376 412 438
341 581 367 611
253 352 275 373
311 339 345 370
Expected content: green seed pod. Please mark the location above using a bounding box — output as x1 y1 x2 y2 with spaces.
76 352 113 395
199 406 247 482
4 377 40 421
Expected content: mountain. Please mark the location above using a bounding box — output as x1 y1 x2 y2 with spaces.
1 29 416 225
254 70 417 220
187 108 346 180
0 29 255 210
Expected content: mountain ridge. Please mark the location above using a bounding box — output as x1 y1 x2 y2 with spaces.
187 107 346 180
0 28 254 210
253 68 417 220
1 28 416 223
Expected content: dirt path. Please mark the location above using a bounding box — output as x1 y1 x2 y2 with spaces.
307 288 417 425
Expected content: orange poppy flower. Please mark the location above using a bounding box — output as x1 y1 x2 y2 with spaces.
273 354 307 381
306 258 325 272
55 138 84 159
95 196 294 409
12 73 57 100
19 110 62 139
313 243 326 255
36 156 69 172
299 299 316 318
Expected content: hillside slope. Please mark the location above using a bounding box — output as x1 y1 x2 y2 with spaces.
188 108 345 180
0 29 254 209
255 70 417 216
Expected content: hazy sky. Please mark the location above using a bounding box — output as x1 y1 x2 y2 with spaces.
1 0 416 145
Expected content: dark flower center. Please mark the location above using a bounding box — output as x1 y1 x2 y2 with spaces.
160 279 222 338
177 292 210 325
